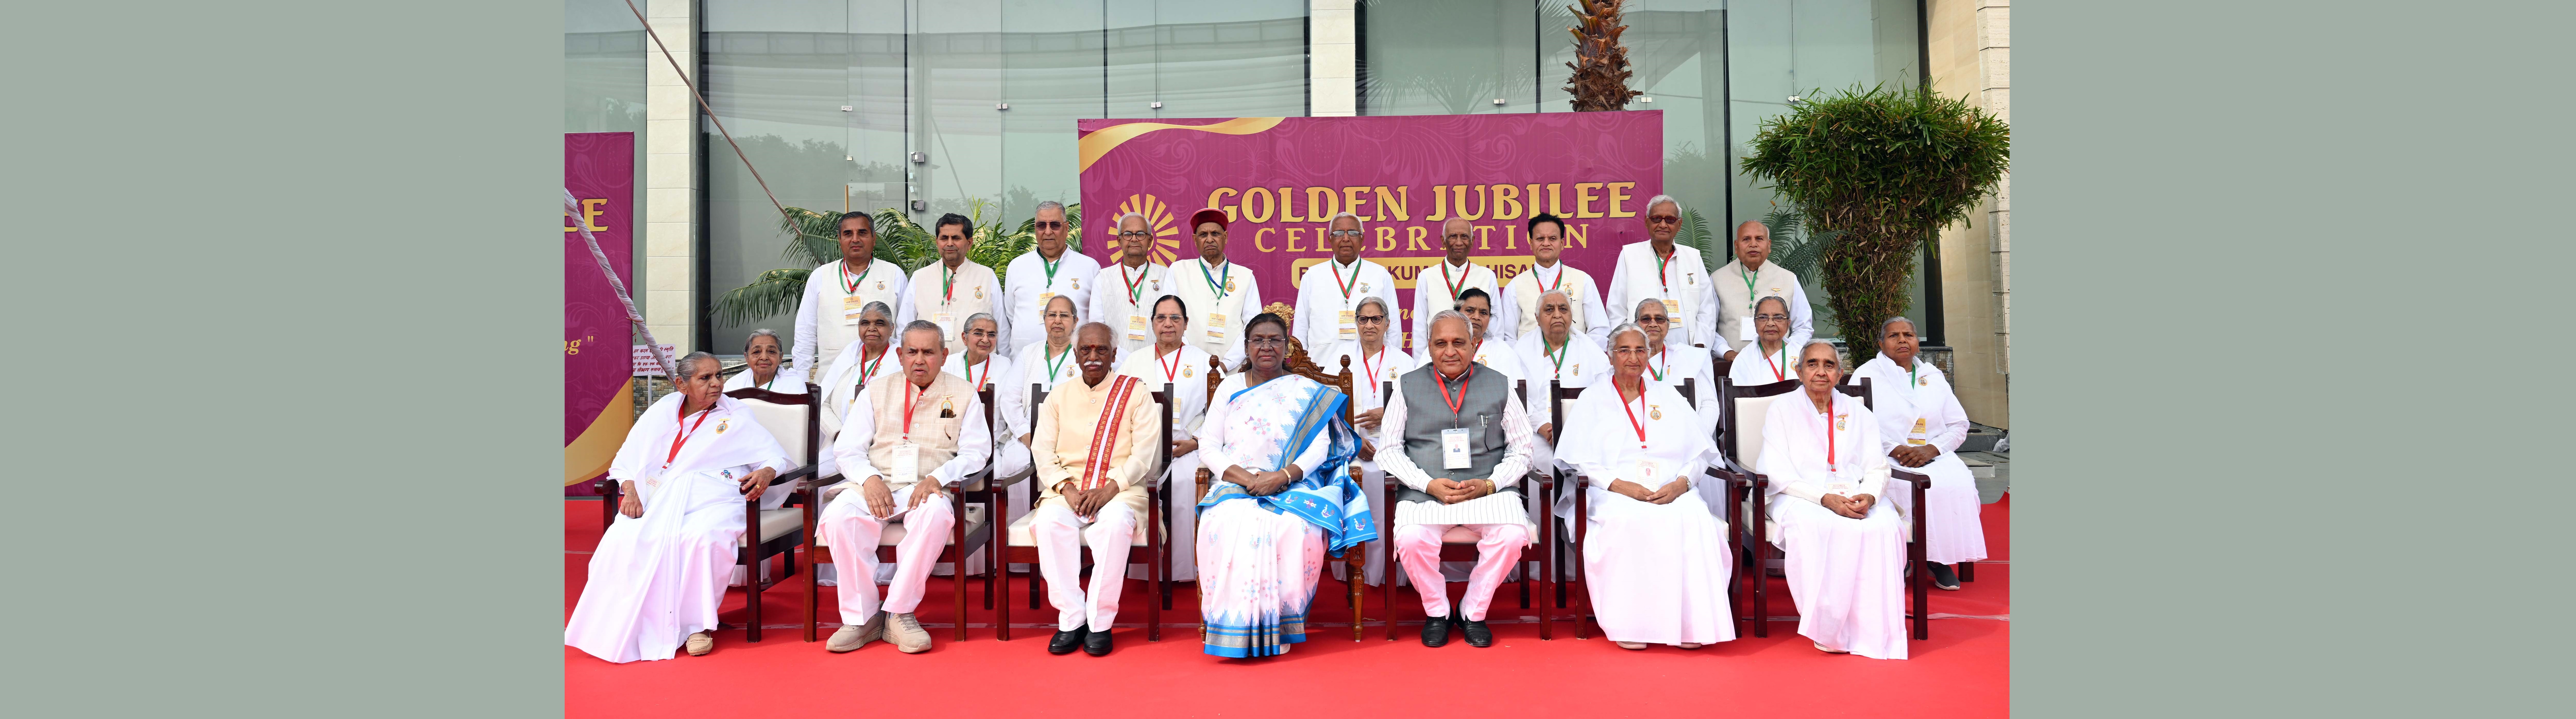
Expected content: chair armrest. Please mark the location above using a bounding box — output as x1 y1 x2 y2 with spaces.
992 464 1037 489
771 464 816 487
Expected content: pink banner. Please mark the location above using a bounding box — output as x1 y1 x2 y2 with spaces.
1077 112 1663 345
565 132 635 494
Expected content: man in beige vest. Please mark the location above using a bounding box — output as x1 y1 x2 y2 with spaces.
794 212 913 377
1166 208 1258 367
909 213 1006 355
1029 323 1163 656
1412 216 1513 356
1505 213 1609 349
1089 212 1170 356
818 321 991 655
1604 196 1719 350
1712 219 1813 360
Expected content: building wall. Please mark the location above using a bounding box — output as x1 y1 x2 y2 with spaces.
1927 0 2007 426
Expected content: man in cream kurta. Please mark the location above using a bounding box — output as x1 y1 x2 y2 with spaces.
1091 212 1171 356
1292 213 1399 354
793 212 913 377
817 323 992 655
1710 220 1814 359
1001 201 1098 362
1377 311 1537 648
909 213 1006 354
1604 196 1719 349
1029 323 1164 656
1504 213 1610 349
1849 316 1984 587
1166 207 1257 367
1412 217 1514 356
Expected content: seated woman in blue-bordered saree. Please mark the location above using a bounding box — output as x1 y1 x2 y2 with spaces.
1193 314 1378 658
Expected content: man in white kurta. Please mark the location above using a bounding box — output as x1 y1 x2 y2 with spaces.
1725 296 1801 390
1293 213 1401 355
1411 217 1514 356
1029 323 1164 656
1000 202 1097 362
816 323 993 655
1849 316 1984 588
1504 213 1610 349
1322 296 1413 585
910 213 1007 354
1604 196 1719 349
1115 294 1218 581
1165 208 1257 367
567 354 796 663
1514 290 1609 450
794 212 913 377
1712 219 1815 361
1758 341 1907 659
1556 326 1736 650
1091 212 1171 356
1376 311 1537 648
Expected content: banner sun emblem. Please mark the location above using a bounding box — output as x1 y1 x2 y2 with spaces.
1107 193 1185 266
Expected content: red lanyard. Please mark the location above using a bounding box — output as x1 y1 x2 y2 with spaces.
968 356 992 388
1615 378 1648 448
1441 261 1468 300
1536 263 1563 292
1647 349 1668 382
1121 263 1148 304
940 264 958 303
1654 248 1674 295
858 348 887 388
900 381 921 440
1362 347 1383 392
1819 399 1838 471
1437 365 1476 417
1332 261 1361 299
663 404 714 469
1157 345 1182 382
841 260 870 293
1767 345 1789 382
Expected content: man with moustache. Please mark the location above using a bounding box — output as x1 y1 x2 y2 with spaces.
909 213 1006 354
1028 323 1165 656
1504 213 1609 349
1166 208 1259 367
1375 310 1538 647
1002 201 1098 361
816 321 991 655
1412 217 1513 356
795 211 913 377
1292 212 1398 354
1090 212 1172 355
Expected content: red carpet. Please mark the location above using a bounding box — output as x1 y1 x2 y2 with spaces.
566 495 2009 717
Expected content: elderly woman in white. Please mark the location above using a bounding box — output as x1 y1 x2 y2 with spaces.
1758 341 1907 659
1849 316 1984 590
724 329 807 393
1556 323 1736 651
1724 296 1799 389
1323 295 1414 585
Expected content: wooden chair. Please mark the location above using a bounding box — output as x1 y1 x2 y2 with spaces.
994 382 1175 642
591 385 821 643
1553 379 1742 640
1193 341 1371 642
795 386 1002 643
1378 379 1556 640
1713 377 1932 641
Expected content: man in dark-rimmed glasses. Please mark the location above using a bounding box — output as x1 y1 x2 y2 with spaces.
1292 211 1397 354
1605 195 1722 351
1003 200 1099 363
1088 211 1169 355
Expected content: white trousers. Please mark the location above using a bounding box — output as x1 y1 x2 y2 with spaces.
1392 523 1527 621
1887 453 1988 565
1031 500 1140 631
1771 496 1908 660
820 483 955 623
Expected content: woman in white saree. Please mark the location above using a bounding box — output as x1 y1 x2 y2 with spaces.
1557 324 1737 651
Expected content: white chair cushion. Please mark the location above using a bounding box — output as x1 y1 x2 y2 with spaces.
1004 507 1165 548
1733 393 1782 471
739 508 803 546
811 504 988 548
736 397 811 466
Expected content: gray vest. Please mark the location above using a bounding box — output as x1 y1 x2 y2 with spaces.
1396 363 1521 503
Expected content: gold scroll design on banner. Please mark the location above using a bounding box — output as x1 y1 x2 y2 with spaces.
565 377 638 486
1287 255 1539 290
1108 194 1186 266
1077 117 1287 173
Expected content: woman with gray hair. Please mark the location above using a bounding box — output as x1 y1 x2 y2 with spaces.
723 328 808 393
1554 322 1735 651
1319 294 1413 584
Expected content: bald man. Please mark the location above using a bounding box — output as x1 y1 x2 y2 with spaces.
1028 323 1163 656
1411 217 1514 357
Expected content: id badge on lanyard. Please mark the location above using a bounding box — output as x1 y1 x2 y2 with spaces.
890 442 921 486
843 295 867 326
1441 428 1472 469
1126 314 1150 344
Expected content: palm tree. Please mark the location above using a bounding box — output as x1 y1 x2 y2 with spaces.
1562 0 1638 112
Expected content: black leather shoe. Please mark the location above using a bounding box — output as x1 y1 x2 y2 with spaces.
1461 617 1494 647
1048 626 1087 655
1928 562 1961 591
1083 627 1114 656
1420 612 1453 647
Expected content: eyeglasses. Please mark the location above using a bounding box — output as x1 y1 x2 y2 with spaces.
1033 221 1066 230
1042 311 1077 320
1327 229 1363 238
1635 316 1668 324
1645 215 1680 225
1194 231 1225 239
1355 314 1387 325
1117 230 1151 239
1151 314 1188 323
1754 314 1790 322
1244 337 1288 348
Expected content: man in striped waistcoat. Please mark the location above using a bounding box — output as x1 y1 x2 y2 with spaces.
1373 310 1537 648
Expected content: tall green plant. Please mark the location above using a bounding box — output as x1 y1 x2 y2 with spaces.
1739 83 2007 363
713 200 1078 327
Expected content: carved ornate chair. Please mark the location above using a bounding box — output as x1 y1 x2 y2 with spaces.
1193 339 1372 642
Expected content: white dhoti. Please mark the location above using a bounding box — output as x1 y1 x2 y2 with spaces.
1195 499 1325 657
1393 523 1527 621
1771 496 1908 660
1031 500 1141 631
1889 455 1986 565
565 471 747 663
1582 489 1736 646
819 483 955 623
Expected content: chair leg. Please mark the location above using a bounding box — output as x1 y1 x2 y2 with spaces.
1959 559 1976 582
1383 549 1399 642
745 554 764 644
996 555 1011 642
803 548 821 642
1148 539 1163 642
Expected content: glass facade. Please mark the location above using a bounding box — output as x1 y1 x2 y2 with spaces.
566 0 651 325
681 0 1916 349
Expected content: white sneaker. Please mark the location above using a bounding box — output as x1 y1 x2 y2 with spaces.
887 612 933 654
827 612 887 653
